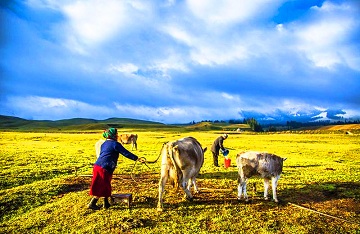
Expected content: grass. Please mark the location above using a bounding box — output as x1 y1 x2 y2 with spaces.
0 130 359 233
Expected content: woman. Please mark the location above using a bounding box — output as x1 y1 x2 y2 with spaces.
210 133 228 167
88 128 143 210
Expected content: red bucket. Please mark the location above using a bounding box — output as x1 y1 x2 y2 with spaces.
224 158 231 168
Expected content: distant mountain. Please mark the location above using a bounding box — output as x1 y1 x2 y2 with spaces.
239 108 356 124
0 115 166 131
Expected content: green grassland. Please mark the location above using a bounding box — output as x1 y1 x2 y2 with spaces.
0 122 360 233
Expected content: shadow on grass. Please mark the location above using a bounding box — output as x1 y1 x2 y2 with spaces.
198 170 238 180
128 180 360 213
286 164 322 168
279 181 360 204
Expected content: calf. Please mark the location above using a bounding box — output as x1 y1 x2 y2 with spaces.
119 134 138 150
157 137 207 211
236 151 286 202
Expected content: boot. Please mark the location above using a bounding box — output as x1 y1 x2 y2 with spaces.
104 197 111 209
88 198 101 210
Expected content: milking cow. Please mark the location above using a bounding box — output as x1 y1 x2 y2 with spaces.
236 151 286 203
157 137 207 211
119 134 138 150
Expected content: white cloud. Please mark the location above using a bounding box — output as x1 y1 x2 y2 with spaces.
294 1 359 69
163 25 195 46
186 0 280 25
108 63 139 74
191 42 249 66
62 0 127 46
5 96 113 120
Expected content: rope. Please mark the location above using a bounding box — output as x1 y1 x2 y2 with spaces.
288 202 360 226
128 142 165 183
129 154 161 184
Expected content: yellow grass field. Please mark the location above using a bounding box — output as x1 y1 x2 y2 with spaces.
0 130 359 233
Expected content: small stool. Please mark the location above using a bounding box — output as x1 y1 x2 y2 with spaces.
111 194 132 208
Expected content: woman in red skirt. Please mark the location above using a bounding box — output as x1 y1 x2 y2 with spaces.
88 128 143 210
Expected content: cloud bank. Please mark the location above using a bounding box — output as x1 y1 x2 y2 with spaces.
1 0 359 123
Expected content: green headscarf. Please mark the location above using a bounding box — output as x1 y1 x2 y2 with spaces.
103 128 117 140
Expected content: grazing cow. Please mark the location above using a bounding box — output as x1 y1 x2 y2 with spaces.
119 134 138 150
157 137 207 211
236 151 286 203
95 139 105 158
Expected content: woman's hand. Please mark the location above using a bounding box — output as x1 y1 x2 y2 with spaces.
137 157 146 163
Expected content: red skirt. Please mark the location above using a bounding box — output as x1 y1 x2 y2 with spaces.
89 165 113 197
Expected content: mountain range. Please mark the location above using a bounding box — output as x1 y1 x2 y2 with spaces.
239 108 358 124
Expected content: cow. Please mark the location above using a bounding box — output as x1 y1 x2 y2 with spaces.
94 133 138 158
157 137 207 211
236 151 286 203
95 139 105 158
119 134 138 150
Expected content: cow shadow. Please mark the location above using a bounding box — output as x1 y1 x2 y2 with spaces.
110 181 360 215
158 181 360 213
198 170 238 180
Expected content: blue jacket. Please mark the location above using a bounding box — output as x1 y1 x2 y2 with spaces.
95 139 138 174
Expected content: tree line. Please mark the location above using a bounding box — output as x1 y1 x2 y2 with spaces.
191 118 360 133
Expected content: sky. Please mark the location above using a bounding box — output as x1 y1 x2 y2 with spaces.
1 0 359 124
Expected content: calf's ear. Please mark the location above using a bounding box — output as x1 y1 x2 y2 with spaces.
203 147 207 153
283 158 287 161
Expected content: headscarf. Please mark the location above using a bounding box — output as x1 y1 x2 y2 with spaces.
103 128 117 140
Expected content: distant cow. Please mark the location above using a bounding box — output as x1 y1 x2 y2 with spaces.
119 134 138 150
157 137 207 211
236 151 286 203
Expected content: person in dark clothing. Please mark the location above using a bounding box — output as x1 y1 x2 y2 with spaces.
210 133 228 167
88 128 144 210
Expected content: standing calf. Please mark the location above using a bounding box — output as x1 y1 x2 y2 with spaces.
119 134 138 150
236 151 286 203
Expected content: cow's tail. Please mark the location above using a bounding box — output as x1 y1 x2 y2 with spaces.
168 143 182 189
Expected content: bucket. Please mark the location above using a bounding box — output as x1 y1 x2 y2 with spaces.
221 149 229 156
224 158 231 168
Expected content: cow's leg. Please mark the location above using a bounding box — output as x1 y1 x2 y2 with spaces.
264 178 270 200
191 177 200 194
237 177 248 201
271 175 280 202
157 169 169 212
186 178 192 191
181 179 193 201
132 141 137 150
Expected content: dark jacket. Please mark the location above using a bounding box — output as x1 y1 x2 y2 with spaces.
95 139 138 174
211 136 226 154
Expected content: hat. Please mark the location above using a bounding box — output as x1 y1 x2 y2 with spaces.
103 128 117 139
223 133 228 138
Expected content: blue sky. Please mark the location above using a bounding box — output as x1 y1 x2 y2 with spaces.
1 0 359 124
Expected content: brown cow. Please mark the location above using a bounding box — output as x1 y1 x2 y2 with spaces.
119 134 138 150
236 151 286 203
157 137 207 211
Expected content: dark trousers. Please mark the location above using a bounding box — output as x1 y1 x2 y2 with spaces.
212 151 219 166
